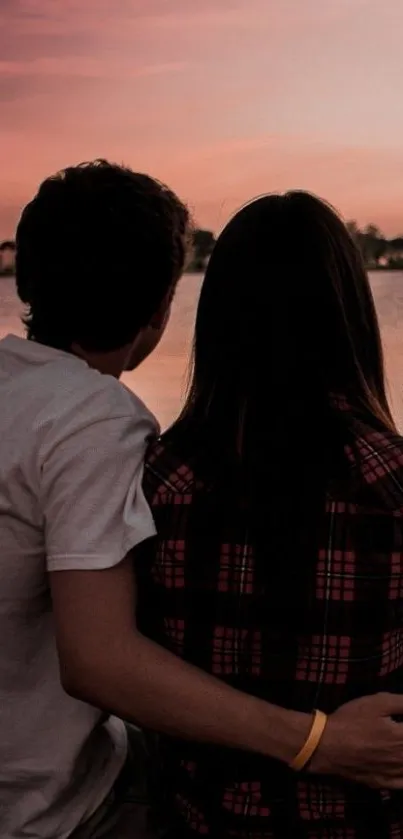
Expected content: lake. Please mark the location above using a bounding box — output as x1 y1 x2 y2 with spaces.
1 272 403 430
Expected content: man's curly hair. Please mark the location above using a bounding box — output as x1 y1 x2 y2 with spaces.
16 160 191 351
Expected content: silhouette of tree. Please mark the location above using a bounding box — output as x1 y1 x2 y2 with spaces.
360 225 386 266
190 229 216 271
0 240 16 275
348 224 386 267
385 237 403 269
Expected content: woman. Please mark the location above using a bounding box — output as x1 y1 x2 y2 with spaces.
137 192 403 837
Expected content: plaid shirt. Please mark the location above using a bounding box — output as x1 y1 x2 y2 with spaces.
138 408 403 839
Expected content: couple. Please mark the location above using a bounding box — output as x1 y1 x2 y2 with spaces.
1 160 403 839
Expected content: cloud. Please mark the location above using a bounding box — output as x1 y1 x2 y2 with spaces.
0 56 187 80
1 0 400 42
0 0 264 38
1 0 354 45
1 0 403 239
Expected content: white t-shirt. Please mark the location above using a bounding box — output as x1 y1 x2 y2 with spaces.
0 334 159 839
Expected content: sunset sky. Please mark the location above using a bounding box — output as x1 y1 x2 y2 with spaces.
1 0 403 238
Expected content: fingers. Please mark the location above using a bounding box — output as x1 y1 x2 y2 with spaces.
372 691 403 716
384 718 403 739
380 778 403 790
357 774 403 790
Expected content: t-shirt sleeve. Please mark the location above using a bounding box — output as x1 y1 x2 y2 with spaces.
40 408 158 572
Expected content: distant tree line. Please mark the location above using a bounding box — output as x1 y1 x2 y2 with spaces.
190 224 403 272
187 229 216 271
0 232 217 276
2 224 403 276
346 223 403 269
0 240 16 275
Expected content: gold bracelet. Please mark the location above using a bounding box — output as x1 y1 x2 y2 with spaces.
289 709 328 772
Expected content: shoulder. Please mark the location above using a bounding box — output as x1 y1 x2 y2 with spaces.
143 434 197 505
51 359 156 424
35 361 158 456
49 359 156 422
344 424 403 511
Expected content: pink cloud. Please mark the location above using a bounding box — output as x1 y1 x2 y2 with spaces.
1 0 403 238
0 57 186 79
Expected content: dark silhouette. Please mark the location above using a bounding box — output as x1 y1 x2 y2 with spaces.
15 161 189 351
190 229 216 271
347 222 403 269
0 230 217 275
0 240 16 276
386 237 403 268
2 219 403 275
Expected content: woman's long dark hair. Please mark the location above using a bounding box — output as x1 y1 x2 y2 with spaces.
172 192 396 613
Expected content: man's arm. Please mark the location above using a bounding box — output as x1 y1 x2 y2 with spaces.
43 402 403 787
50 555 310 763
51 555 403 790
41 402 309 764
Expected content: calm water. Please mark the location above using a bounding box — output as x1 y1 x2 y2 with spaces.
1 272 403 430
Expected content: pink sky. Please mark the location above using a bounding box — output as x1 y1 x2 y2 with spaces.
1 0 403 237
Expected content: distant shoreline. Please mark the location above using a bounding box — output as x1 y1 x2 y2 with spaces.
2 225 403 277
368 265 403 271
2 265 403 281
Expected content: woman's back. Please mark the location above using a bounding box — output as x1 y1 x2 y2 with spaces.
138 191 403 837
138 407 403 838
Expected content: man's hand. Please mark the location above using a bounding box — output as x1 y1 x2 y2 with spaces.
309 693 403 788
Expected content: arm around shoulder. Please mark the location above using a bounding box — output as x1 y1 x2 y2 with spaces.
50 553 311 763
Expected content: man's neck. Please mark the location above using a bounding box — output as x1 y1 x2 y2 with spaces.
25 336 129 379
71 343 131 379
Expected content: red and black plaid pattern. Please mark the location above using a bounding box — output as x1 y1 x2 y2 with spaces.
138 410 403 838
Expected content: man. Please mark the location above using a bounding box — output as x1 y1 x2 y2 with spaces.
2 160 403 839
